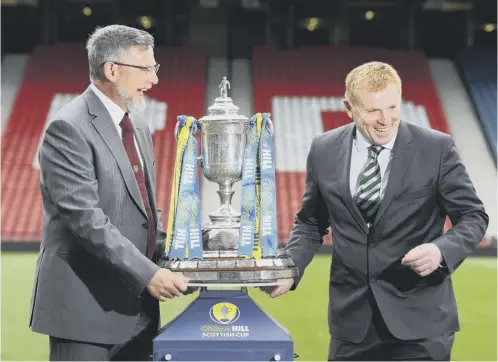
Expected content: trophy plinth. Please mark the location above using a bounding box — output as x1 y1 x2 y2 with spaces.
161 248 297 287
162 77 299 287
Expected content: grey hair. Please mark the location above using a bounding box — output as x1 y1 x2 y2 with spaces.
86 25 155 83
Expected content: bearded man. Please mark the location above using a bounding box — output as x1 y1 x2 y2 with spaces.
29 25 189 361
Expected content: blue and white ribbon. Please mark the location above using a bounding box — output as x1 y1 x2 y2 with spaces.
259 113 278 257
238 115 258 257
238 113 278 258
166 115 203 260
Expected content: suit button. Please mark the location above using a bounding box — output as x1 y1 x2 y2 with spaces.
142 223 148 229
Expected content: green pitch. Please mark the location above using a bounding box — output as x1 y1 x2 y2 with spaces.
1 252 496 361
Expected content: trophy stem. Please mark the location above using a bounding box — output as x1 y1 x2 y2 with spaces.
217 182 234 211
204 181 240 252
206 181 240 226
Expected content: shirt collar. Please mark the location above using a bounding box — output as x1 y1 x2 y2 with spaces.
90 83 126 129
354 126 398 152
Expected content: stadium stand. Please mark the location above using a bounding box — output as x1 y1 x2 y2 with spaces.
1 54 29 135
455 49 497 163
252 45 451 243
1 43 206 243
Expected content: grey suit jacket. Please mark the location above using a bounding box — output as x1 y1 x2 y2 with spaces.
29 86 167 344
285 121 488 343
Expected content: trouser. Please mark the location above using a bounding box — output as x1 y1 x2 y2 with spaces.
328 294 455 361
49 318 158 361
50 293 159 361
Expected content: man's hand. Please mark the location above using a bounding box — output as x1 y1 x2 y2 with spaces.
146 268 189 301
401 243 443 277
260 279 294 298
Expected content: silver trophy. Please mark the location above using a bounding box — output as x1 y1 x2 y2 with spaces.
161 77 298 287
198 76 247 252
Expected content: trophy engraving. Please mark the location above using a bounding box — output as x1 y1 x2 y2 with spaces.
162 77 298 287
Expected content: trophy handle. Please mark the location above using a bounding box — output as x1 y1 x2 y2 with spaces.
174 116 201 140
266 117 274 135
174 121 180 140
174 118 203 169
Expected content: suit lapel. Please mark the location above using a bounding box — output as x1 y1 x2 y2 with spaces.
334 125 369 235
84 87 147 218
373 121 414 227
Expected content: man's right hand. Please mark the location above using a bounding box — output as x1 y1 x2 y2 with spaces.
146 268 190 301
260 278 294 298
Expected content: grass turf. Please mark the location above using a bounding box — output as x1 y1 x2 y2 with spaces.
1 252 496 361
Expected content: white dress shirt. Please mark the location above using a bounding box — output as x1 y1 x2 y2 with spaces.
349 127 397 199
90 83 143 167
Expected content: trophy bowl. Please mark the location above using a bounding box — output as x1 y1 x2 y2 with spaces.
200 120 247 185
161 77 298 287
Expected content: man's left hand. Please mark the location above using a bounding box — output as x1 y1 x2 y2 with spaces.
183 286 199 295
260 279 294 298
401 243 443 277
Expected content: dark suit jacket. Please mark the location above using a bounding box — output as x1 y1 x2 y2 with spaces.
285 121 489 343
29 87 167 344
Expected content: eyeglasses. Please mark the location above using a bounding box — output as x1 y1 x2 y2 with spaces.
107 61 160 74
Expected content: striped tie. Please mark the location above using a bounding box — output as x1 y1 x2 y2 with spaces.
354 145 384 227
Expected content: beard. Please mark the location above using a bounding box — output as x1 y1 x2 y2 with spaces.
116 86 146 115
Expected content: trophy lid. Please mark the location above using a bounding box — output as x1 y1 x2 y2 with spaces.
199 77 248 122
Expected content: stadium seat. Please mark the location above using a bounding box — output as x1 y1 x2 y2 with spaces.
456 49 497 163
1 43 206 242
252 46 451 243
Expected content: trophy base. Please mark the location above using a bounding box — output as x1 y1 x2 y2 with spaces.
203 227 239 251
160 250 299 287
185 280 291 288
152 289 294 361
203 212 241 251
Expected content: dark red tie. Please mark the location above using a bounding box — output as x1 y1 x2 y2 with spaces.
120 113 156 259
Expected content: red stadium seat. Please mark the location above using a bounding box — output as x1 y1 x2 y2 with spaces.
252 45 451 245
1 44 206 242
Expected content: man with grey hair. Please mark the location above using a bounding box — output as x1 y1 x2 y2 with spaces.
29 24 189 360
